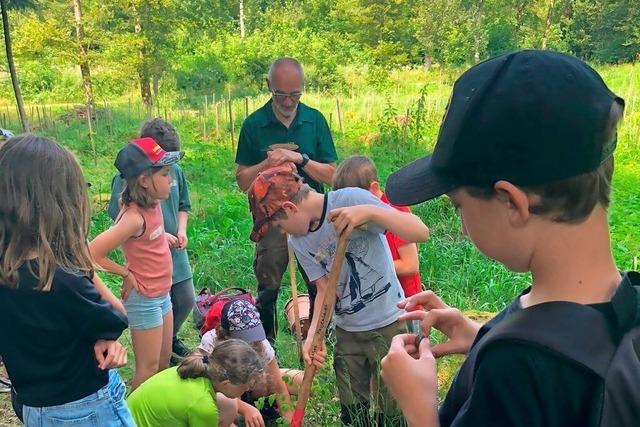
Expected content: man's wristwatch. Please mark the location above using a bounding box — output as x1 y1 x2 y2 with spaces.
299 153 310 168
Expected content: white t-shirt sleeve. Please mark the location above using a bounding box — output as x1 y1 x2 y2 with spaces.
333 188 391 235
290 236 327 283
262 339 276 364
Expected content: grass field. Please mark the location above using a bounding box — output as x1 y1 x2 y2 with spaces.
1 64 639 426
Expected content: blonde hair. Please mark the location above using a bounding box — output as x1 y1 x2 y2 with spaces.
0 134 94 291
332 155 379 191
178 339 265 386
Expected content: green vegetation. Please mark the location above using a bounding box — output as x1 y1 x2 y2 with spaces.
0 0 639 108
0 63 638 425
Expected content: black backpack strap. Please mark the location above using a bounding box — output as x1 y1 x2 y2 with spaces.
473 301 616 378
609 272 640 331
473 273 640 379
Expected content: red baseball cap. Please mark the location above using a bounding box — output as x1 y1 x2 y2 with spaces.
114 137 184 178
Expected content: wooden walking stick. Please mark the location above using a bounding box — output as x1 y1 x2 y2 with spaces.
287 235 304 363
291 231 350 427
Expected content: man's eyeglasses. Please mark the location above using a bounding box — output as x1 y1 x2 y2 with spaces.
271 90 303 102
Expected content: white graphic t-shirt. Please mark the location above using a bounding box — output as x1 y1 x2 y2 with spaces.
289 187 405 332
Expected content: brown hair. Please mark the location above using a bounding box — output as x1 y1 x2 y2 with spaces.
332 155 378 191
178 339 265 386
0 134 93 290
270 183 312 221
120 167 164 209
139 118 180 152
466 101 623 223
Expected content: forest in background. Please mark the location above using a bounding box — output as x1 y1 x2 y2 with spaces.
0 0 638 110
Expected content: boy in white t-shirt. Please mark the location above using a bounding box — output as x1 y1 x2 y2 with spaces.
248 165 429 425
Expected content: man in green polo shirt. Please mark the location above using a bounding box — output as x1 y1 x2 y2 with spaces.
235 57 338 340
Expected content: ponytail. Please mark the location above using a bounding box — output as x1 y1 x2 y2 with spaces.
178 339 265 386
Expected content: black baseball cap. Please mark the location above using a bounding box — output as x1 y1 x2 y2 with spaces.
114 137 184 179
386 50 624 206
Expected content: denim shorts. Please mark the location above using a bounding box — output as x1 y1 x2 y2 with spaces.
124 289 172 330
23 370 135 427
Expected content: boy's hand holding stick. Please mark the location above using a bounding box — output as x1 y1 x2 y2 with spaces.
291 231 351 427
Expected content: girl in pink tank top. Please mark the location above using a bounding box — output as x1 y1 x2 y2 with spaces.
90 137 184 390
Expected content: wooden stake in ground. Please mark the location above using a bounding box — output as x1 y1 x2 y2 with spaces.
291 231 350 427
228 98 235 149
287 237 304 362
336 98 343 133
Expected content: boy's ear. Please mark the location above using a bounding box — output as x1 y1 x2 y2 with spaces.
494 180 530 225
369 181 381 194
281 200 298 213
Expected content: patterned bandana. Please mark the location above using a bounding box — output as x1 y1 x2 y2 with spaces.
221 299 267 342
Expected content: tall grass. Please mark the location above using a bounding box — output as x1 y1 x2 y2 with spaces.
0 64 638 426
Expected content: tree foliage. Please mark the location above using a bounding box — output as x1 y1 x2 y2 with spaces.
0 0 637 102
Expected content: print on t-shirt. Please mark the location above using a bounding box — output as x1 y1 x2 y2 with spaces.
309 232 392 316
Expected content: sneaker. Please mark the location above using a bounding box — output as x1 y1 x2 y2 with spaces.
172 337 191 358
0 375 11 393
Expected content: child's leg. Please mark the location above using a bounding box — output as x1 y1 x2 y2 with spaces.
130 326 164 390
367 321 408 426
126 291 173 389
160 310 174 370
334 327 372 426
216 392 238 427
170 277 195 341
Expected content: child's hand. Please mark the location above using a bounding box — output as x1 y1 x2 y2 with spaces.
381 334 438 426
94 339 127 370
165 232 179 248
302 338 326 369
121 272 140 301
177 231 188 249
240 404 265 427
327 205 371 236
398 290 481 357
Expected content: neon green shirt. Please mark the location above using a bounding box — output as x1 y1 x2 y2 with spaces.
127 367 218 427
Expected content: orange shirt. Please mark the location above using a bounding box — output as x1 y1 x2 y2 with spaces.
381 193 423 298
119 203 172 297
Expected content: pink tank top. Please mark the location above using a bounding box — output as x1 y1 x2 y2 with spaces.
118 203 172 297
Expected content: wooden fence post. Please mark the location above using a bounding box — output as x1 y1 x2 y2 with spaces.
336 99 343 133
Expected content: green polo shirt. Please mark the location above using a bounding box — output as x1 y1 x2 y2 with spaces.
235 100 338 192
107 163 193 284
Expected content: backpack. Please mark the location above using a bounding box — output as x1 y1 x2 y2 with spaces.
192 287 256 336
462 271 640 427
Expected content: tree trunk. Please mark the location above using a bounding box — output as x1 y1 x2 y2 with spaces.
0 0 28 132
71 0 95 120
152 73 160 99
472 0 485 63
423 52 432 70
541 0 556 49
239 0 245 38
134 8 152 115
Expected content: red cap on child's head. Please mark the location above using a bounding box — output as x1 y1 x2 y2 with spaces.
114 137 184 179
247 165 303 242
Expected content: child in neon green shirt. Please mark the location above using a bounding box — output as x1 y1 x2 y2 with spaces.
127 339 265 427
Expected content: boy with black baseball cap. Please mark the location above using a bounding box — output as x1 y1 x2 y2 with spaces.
379 50 639 426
